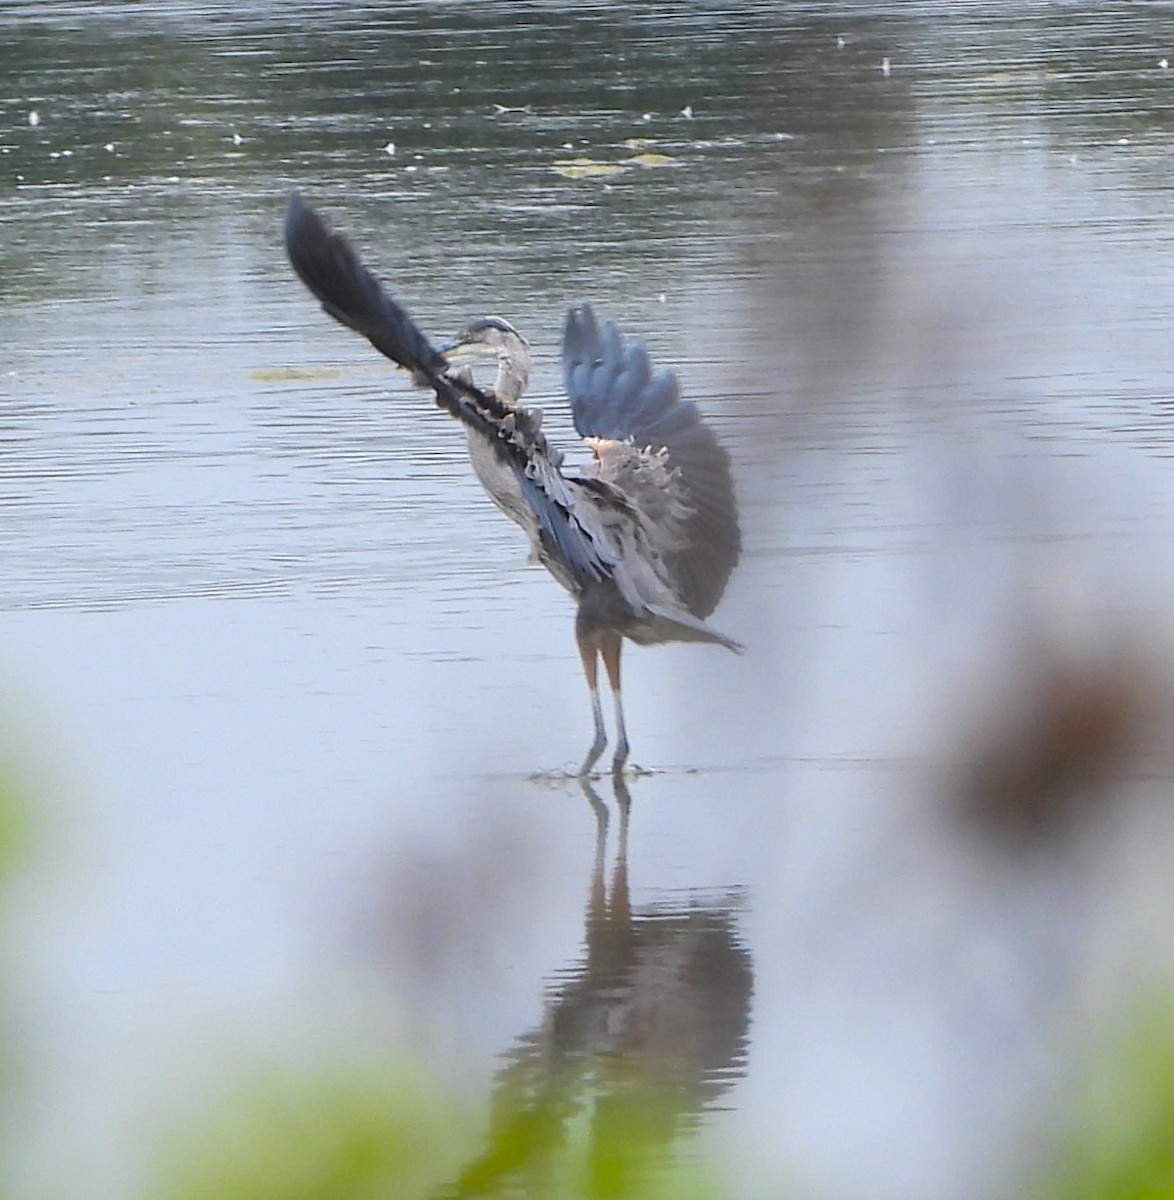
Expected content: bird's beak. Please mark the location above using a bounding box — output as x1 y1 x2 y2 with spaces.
438 338 491 367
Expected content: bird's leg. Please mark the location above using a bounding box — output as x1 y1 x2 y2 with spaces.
600 631 629 774
576 627 607 777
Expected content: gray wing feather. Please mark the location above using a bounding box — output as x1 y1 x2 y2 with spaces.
562 304 741 618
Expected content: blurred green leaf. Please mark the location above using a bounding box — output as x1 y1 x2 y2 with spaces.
1042 995 1174 1200
153 1060 722 1200
155 1063 470 1200
0 759 30 886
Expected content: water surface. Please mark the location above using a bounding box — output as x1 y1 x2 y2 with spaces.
4 4 1174 1198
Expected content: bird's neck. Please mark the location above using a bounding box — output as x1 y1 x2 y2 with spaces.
493 363 527 406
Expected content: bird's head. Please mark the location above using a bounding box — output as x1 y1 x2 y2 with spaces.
440 315 532 406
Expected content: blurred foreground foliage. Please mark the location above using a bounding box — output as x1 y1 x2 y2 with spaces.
152 1061 720 1200
0 761 30 883
5 753 1174 1199
147 994 1174 1200
154 1063 468 1200
1040 995 1174 1200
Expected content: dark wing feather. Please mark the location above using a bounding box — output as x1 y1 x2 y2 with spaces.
284 191 446 381
284 194 615 590
562 304 741 618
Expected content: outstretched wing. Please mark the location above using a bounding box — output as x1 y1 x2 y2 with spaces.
284 194 617 590
562 305 741 619
285 191 447 382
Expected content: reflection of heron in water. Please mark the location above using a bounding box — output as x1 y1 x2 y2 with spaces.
284 195 742 775
432 775 753 1199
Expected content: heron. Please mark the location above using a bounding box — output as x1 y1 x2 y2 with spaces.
284 193 741 775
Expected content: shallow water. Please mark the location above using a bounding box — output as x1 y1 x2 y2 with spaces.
4 3 1174 1198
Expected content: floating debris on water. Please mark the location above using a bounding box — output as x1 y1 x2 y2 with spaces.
250 366 341 383
28 110 40 127
552 148 675 179
625 152 675 168
680 104 693 119
881 56 892 78
383 141 396 156
552 157 626 179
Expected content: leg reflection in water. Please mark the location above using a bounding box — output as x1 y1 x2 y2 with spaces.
432 773 752 1199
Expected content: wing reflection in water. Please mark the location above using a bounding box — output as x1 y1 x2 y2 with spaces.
434 776 753 1199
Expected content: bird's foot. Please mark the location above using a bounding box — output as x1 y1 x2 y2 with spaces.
577 738 606 779
609 732 632 774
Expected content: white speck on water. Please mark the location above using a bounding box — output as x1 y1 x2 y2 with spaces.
104 142 115 152
837 35 847 49
680 104 693 119
1160 58 1170 70
383 141 396 156
642 112 653 122
1118 137 1130 145
28 110 39 127
232 131 243 146
657 292 667 303
881 57 892 78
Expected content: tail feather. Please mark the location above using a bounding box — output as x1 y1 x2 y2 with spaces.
644 603 744 653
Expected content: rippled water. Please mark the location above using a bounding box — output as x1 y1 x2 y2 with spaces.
4 3 1174 1199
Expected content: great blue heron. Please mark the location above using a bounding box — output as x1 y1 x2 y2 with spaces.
284 193 741 775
